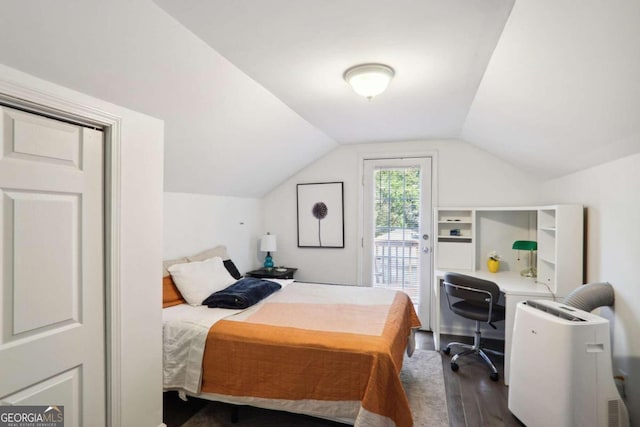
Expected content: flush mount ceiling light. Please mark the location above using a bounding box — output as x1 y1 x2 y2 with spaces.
343 63 395 99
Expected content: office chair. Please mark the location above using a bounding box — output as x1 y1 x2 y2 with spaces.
442 272 506 381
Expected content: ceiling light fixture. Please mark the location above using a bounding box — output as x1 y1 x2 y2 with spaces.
343 63 395 99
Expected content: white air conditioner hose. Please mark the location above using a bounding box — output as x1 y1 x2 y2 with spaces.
562 282 614 312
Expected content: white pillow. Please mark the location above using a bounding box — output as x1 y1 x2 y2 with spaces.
168 257 237 306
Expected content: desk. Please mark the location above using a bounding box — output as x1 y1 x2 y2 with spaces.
433 269 553 385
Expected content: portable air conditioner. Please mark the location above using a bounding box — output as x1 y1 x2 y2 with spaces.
508 300 629 427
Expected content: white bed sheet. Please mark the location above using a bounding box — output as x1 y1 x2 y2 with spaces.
162 278 293 393
163 305 241 393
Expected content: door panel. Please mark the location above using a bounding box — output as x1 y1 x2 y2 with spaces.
8 109 82 167
362 157 432 328
11 192 79 335
2 367 81 427
0 106 105 427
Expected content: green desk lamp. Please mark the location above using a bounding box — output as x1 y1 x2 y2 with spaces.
512 240 537 278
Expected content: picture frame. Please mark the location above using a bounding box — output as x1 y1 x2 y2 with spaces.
297 182 344 248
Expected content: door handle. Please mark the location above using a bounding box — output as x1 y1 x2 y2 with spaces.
422 234 429 253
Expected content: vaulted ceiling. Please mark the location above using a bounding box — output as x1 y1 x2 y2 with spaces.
154 0 513 144
0 0 638 197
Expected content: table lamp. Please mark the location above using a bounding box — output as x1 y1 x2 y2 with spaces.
260 232 277 270
512 240 537 278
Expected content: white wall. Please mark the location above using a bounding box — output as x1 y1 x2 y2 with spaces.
119 117 164 427
0 64 165 427
541 153 640 424
163 192 263 272
262 139 542 285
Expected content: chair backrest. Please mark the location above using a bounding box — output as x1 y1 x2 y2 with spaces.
443 272 501 305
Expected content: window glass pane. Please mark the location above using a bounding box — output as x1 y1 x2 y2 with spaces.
372 167 420 302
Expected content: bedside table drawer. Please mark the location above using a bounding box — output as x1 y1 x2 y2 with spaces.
245 267 297 280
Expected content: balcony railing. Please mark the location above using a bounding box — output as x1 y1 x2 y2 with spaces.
373 235 419 301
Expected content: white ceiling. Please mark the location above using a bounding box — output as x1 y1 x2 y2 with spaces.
154 0 514 144
463 0 640 178
0 0 639 196
0 0 336 197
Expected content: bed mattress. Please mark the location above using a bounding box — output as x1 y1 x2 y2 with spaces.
163 281 420 426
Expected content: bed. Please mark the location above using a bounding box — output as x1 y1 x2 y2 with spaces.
162 247 421 426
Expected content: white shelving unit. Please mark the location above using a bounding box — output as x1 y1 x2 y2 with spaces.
536 205 584 297
436 209 474 270
537 208 557 287
433 205 583 297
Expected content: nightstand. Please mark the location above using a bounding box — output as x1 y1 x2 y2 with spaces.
245 267 297 280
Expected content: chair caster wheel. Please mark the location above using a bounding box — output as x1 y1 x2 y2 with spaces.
490 372 499 381
451 362 459 372
443 347 451 355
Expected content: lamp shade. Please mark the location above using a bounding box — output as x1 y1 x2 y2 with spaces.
260 233 277 252
343 63 395 99
512 240 537 251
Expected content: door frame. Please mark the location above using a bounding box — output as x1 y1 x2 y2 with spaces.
0 80 123 426
357 151 439 329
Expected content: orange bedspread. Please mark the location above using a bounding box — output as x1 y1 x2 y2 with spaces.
200 284 421 426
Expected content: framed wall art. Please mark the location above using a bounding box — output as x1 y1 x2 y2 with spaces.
297 182 344 248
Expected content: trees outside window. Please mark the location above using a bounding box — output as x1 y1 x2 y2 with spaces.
374 167 420 237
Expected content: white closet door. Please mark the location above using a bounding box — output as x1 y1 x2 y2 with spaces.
0 106 105 427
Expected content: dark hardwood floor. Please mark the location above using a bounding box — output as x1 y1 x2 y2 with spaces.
418 331 523 427
164 331 524 426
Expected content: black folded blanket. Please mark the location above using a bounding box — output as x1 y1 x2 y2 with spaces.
202 277 282 309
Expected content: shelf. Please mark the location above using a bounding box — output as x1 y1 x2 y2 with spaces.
539 256 556 265
539 227 556 232
538 209 557 230
437 209 473 224
438 235 472 241
537 261 556 286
